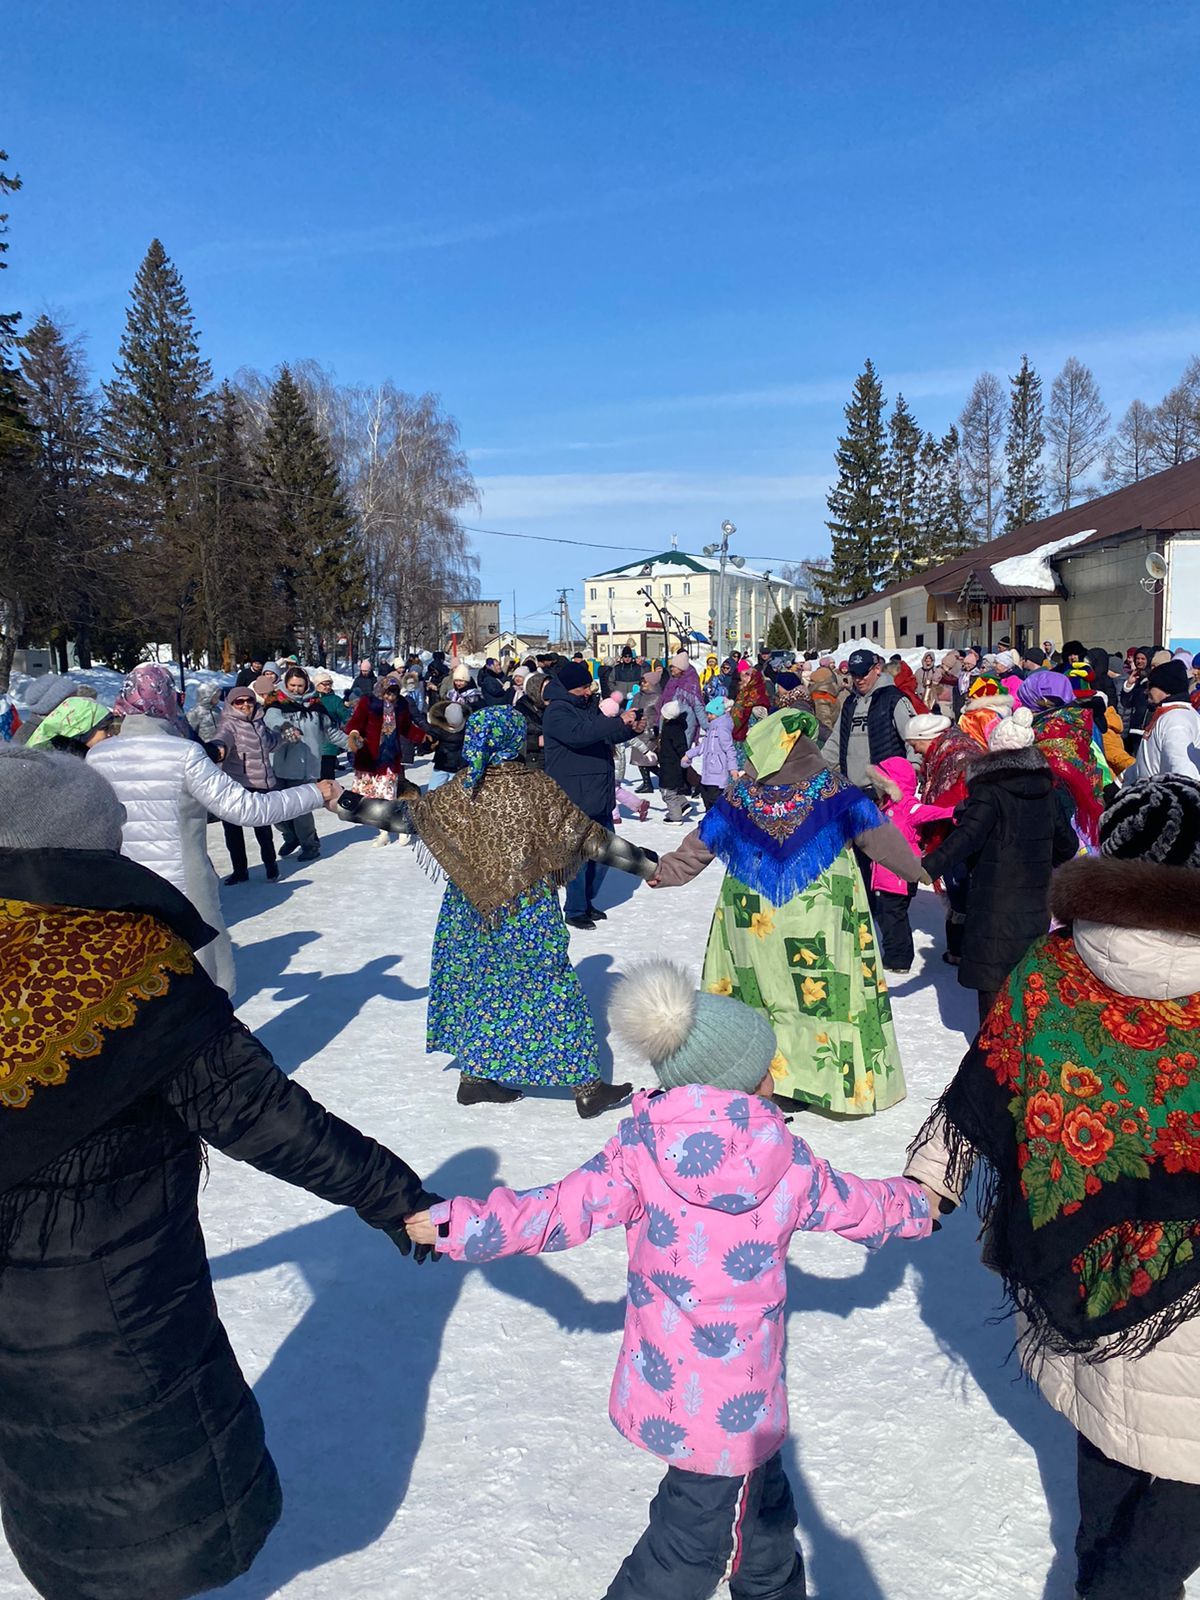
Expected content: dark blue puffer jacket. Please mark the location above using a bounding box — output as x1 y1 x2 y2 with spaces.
542 678 635 820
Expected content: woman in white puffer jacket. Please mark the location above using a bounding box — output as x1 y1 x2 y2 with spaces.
907 774 1200 1600
89 666 333 994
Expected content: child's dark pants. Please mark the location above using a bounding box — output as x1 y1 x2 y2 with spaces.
873 886 916 970
603 1450 806 1600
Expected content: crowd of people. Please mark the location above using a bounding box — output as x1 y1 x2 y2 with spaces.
2 627 1200 1600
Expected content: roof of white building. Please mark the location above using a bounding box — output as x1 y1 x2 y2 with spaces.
587 549 777 583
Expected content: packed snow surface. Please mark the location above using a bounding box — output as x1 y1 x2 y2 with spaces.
0 763 1149 1600
989 530 1096 592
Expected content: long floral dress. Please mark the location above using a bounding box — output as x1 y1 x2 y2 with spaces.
426 882 596 1086
698 786 906 1116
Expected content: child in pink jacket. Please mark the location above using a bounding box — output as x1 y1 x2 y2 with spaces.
601 688 651 821
406 962 934 1600
864 756 955 974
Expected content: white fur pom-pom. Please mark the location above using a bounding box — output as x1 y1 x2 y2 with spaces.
609 961 697 1064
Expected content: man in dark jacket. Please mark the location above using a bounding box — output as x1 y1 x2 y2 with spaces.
922 713 1078 1024
234 658 264 688
477 659 513 707
543 661 639 929
425 650 449 692
0 747 441 1600
832 647 916 790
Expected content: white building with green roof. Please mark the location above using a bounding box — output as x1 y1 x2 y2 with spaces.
580 550 802 660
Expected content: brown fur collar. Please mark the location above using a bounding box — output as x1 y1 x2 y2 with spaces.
1051 856 1200 936
967 744 1047 781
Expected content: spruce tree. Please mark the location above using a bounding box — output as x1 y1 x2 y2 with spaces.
819 359 888 609
882 392 921 582
103 240 212 645
258 366 364 661
1003 354 1045 530
0 152 31 460
938 424 972 560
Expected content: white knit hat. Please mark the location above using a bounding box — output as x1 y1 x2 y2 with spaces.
904 713 952 743
987 704 1035 751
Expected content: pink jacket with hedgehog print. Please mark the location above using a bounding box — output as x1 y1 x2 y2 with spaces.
429 1085 930 1477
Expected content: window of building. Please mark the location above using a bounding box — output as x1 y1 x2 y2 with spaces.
915 632 924 646
589 587 597 601
607 586 615 599
662 583 671 597
683 612 691 627
898 614 908 637
683 581 691 595
872 620 879 639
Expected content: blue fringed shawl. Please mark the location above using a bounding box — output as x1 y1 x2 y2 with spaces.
698 771 882 906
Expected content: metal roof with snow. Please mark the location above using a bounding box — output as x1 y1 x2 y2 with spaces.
839 457 1200 612
588 549 775 582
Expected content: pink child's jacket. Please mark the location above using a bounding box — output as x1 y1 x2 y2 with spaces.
429 1086 930 1477
865 756 956 895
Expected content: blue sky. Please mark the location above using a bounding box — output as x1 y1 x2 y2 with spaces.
8 2 1200 635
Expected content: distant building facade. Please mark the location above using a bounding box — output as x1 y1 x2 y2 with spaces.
834 460 1200 657
438 600 502 655
580 551 803 660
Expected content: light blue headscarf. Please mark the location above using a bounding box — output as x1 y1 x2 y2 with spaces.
462 705 526 793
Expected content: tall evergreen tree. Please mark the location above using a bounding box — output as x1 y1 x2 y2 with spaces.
882 392 922 583
1003 354 1045 530
258 366 364 661
1104 398 1155 487
1046 356 1108 510
17 317 110 666
0 151 42 691
958 372 1005 541
0 151 31 460
818 359 888 609
102 240 212 646
937 424 972 561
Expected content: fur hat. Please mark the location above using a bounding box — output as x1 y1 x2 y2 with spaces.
1149 660 1190 699
904 712 952 743
0 746 126 851
1100 775 1200 868
609 961 778 1094
557 660 593 692
987 704 1035 751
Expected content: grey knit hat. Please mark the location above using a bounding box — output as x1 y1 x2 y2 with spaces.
1099 775 1200 869
0 746 126 852
609 961 777 1094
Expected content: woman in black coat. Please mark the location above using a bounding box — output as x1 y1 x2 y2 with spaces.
922 709 1078 1024
515 672 546 769
0 747 439 1600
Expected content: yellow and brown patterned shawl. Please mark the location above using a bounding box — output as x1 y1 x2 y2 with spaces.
1 886 232 1194
408 763 607 922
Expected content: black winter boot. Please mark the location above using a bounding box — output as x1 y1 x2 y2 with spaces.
457 1074 524 1107
223 871 249 886
635 778 654 794
575 1079 633 1119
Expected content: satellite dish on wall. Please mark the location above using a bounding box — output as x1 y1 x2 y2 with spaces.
1140 549 1168 594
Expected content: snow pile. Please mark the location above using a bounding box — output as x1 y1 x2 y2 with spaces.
9 662 352 712
989 529 1095 592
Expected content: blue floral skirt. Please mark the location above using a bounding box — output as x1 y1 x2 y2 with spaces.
426 882 597 1086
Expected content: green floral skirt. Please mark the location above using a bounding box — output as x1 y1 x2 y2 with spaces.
700 850 906 1116
427 882 597 1086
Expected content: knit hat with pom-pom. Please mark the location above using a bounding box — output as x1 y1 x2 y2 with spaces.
1099 775 1200 868
609 961 778 1093
987 704 1035 752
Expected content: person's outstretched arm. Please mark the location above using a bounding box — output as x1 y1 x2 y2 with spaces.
409 1136 643 1259
649 827 715 887
164 1022 440 1248
182 743 323 827
790 1135 933 1249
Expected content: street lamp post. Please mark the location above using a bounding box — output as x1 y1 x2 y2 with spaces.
703 519 736 656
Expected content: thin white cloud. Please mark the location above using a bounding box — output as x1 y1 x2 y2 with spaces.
476 471 829 521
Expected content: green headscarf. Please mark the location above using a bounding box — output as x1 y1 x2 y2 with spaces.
26 696 114 749
743 707 820 781
461 704 527 793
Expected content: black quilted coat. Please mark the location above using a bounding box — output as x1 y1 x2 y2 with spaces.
0 920 433 1600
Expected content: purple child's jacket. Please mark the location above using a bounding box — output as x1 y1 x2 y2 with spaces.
430 1086 930 1477
683 712 738 788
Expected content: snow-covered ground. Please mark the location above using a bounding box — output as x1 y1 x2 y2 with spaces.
0 763 1123 1600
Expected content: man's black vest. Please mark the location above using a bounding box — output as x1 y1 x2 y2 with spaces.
838 684 907 772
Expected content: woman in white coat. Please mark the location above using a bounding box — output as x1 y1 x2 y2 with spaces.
89 665 337 995
907 774 1200 1600
1134 659 1200 781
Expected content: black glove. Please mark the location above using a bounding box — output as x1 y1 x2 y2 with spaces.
384 1190 446 1265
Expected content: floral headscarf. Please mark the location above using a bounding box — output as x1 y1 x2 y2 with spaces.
731 667 770 742
462 705 527 793
743 708 819 780
26 696 113 749
114 664 188 735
